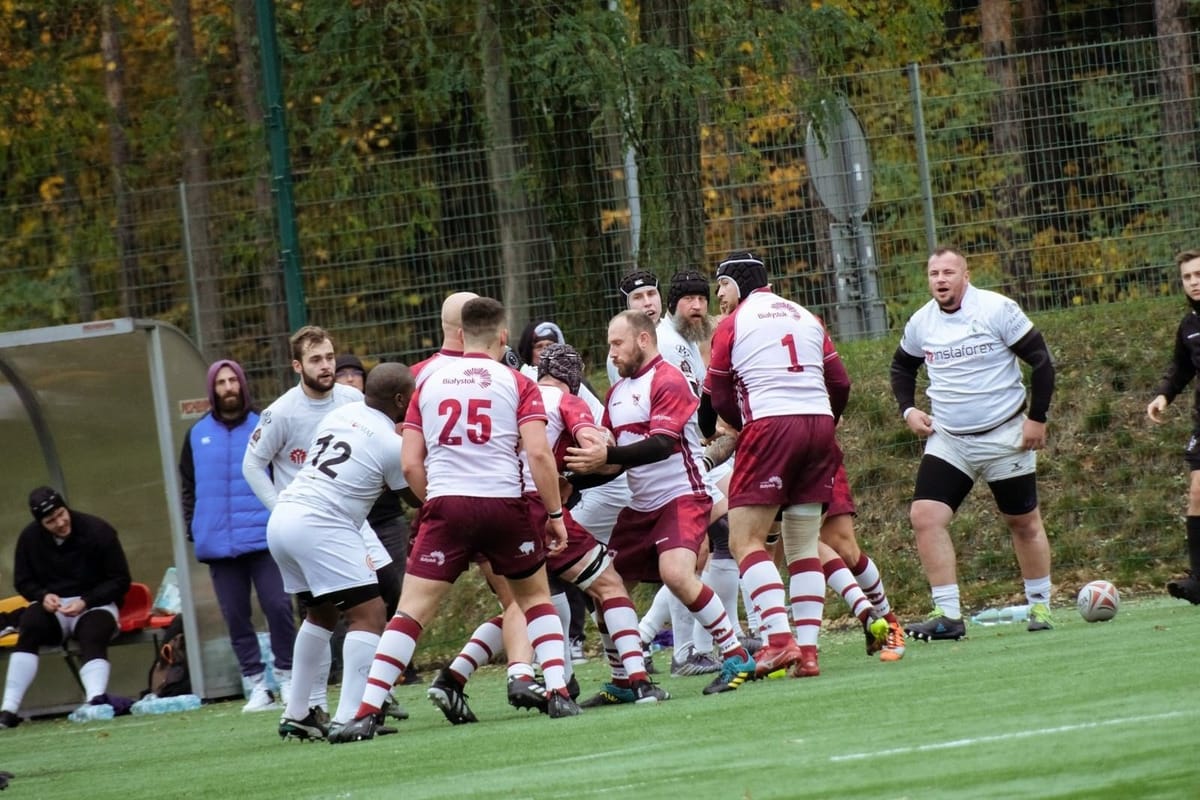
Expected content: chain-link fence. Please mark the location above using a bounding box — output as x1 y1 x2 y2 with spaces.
4 32 1195 398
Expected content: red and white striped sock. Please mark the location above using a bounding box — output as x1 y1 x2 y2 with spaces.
789 557 824 647
740 549 790 639
525 603 567 692
600 596 647 682
356 614 420 719
449 615 503 683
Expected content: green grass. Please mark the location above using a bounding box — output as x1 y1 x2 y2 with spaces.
4 597 1196 799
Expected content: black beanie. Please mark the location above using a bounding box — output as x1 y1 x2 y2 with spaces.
619 269 659 297
666 270 710 315
29 486 66 521
537 343 585 395
716 252 769 303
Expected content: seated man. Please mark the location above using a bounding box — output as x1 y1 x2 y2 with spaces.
0 488 132 728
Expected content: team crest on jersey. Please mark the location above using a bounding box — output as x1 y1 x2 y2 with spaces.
420 550 446 567
632 393 641 404
289 448 307 465
250 428 262 444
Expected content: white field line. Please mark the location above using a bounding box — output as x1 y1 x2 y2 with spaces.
825 710 1188 762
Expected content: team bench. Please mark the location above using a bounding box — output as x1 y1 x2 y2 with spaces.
0 582 174 691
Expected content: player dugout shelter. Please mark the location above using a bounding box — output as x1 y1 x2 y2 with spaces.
0 319 244 713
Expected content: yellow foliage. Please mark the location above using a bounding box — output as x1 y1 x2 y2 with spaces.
38 176 65 203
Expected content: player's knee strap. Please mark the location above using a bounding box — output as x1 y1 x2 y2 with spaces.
568 543 613 592
781 503 821 562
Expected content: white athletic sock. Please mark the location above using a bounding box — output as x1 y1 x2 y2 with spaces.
693 557 742 653
667 591 697 660
638 585 672 645
78 658 110 702
285 621 332 721
450 616 503 683
824 557 873 622
1024 576 1051 606
309 642 331 710
931 584 961 619
333 630 380 724
360 615 421 716
599 596 646 680
525 604 567 692
740 551 790 638
2 652 38 713
851 553 892 617
550 591 574 682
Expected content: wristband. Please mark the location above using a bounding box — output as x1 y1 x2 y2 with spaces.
546 509 564 520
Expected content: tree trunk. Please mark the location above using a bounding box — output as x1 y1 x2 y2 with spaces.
233 0 291 385
477 0 535 333
981 0 1033 303
1155 0 1197 239
173 0 222 359
100 1 139 317
637 0 703 277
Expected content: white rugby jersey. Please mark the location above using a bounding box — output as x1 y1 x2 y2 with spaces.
898 283 1033 434
276 402 407 527
404 353 547 499
603 355 707 511
707 289 835 422
244 382 364 508
655 317 706 399
412 348 463 387
520 384 599 486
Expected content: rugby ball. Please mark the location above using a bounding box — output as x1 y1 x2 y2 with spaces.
1076 580 1119 622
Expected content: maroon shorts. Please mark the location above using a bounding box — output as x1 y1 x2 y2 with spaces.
609 493 712 584
729 415 841 509
525 495 600 576
407 496 545 582
826 463 856 518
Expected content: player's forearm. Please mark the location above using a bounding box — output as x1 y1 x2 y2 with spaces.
241 456 278 511
529 448 564 513
889 347 923 415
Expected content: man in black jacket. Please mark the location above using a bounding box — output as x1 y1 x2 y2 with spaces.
1147 249 1200 604
0 488 131 728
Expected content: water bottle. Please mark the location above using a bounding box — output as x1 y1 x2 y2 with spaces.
970 608 1001 625
68 703 115 723
999 604 1029 623
971 605 1030 625
131 693 202 715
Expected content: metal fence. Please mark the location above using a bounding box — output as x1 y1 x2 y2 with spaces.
2 33 1197 395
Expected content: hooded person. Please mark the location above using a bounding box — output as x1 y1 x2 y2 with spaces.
178 359 296 713
0 488 132 728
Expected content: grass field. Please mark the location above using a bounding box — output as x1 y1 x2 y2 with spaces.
3 596 1194 799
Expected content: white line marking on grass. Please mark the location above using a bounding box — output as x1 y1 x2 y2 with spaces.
825 710 1188 762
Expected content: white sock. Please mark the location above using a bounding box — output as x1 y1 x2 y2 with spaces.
667 592 696 660
694 558 741 653
79 658 111 702
931 584 961 619
309 645 330 710
2 652 39 712
1023 576 1051 606
550 591 574 682
333 630 380 724
638 585 672 645
286 621 332 721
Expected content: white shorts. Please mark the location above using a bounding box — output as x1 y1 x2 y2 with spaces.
56 597 119 639
704 457 733 506
361 523 393 571
570 474 632 546
926 414 1036 484
267 502 379 597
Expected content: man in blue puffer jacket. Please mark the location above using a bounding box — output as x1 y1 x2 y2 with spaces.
180 359 296 712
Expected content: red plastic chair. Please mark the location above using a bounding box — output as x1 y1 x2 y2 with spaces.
117 583 153 634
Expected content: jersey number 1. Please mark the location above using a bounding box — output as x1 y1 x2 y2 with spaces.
780 334 805 373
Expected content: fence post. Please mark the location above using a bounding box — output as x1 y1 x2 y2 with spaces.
908 62 937 253
178 181 202 351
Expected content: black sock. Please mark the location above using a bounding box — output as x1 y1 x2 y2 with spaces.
1186 516 1200 574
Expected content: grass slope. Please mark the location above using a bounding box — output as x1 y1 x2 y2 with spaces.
3 597 1195 799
